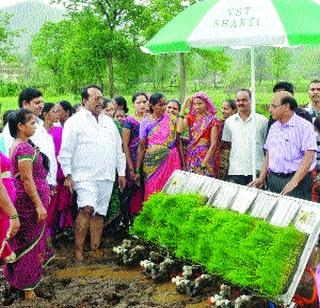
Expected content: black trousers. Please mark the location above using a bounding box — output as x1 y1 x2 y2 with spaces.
267 172 312 201
232 175 253 186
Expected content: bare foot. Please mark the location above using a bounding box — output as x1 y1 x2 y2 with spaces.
24 290 36 301
75 248 84 261
88 249 103 259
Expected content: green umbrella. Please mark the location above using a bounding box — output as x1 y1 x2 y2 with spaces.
143 0 320 54
142 0 320 186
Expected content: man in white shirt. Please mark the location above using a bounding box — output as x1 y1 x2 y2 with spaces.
58 85 126 261
222 89 268 185
2 88 57 187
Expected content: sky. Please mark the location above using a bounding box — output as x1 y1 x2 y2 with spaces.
0 0 64 9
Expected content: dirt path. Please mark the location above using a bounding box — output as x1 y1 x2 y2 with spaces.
0 235 208 307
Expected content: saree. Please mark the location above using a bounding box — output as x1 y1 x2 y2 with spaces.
123 116 144 215
185 92 219 177
140 113 181 200
47 126 73 236
0 152 16 262
4 142 50 291
105 119 123 225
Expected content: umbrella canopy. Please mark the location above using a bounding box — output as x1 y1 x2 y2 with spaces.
143 0 320 54
142 0 320 186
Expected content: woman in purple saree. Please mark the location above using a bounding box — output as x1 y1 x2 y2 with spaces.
4 109 49 301
136 92 182 201
122 92 148 215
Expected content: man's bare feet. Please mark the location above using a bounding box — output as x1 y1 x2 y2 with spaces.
88 249 103 259
75 248 84 261
24 290 36 301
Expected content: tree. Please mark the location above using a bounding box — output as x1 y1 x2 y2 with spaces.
32 20 72 92
51 0 150 97
140 0 199 101
195 50 231 88
268 48 292 81
0 12 17 61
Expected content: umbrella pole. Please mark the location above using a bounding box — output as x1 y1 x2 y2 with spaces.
250 47 257 181
179 53 186 102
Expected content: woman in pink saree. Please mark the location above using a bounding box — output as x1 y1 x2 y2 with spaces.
136 92 183 201
42 103 73 237
0 152 18 263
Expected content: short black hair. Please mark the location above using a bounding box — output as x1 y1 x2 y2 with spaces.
18 88 43 108
113 96 129 113
224 99 237 111
309 79 320 86
9 109 34 138
40 102 55 120
167 99 181 111
103 97 112 109
149 92 164 106
81 85 103 101
237 88 251 99
273 81 294 95
280 96 298 111
58 100 73 115
132 92 148 104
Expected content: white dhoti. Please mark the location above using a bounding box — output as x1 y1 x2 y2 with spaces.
74 180 114 216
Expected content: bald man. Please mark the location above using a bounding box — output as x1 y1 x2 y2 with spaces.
250 91 317 200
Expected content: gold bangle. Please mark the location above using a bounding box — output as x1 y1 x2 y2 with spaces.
30 192 37 198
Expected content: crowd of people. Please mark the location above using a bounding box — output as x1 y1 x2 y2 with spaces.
0 79 320 301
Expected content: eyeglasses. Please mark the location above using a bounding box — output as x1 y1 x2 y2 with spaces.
270 103 282 109
89 96 103 103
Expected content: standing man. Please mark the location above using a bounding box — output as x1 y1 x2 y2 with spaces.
2 88 57 187
222 89 268 185
250 91 316 200
267 81 312 133
305 79 320 122
58 85 126 261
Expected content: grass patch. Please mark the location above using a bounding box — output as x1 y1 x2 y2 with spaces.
0 90 310 118
131 193 306 298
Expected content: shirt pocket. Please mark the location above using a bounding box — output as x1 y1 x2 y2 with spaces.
78 126 97 145
284 139 301 161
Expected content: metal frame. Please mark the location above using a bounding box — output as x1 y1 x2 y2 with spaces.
163 170 320 306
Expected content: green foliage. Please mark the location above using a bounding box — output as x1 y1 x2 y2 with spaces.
268 48 292 81
0 80 23 97
0 12 18 61
131 193 306 298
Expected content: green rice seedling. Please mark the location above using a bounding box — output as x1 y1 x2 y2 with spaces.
131 193 306 298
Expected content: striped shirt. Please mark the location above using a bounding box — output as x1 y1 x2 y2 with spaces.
304 103 320 123
264 113 317 173
317 133 320 171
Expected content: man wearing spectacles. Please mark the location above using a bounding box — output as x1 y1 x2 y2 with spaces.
250 91 316 200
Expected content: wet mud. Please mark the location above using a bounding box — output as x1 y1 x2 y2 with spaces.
0 234 209 307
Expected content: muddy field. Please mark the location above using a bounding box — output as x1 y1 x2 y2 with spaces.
1 228 318 308
0 230 209 308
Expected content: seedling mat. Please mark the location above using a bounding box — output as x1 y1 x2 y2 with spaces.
163 170 320 307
